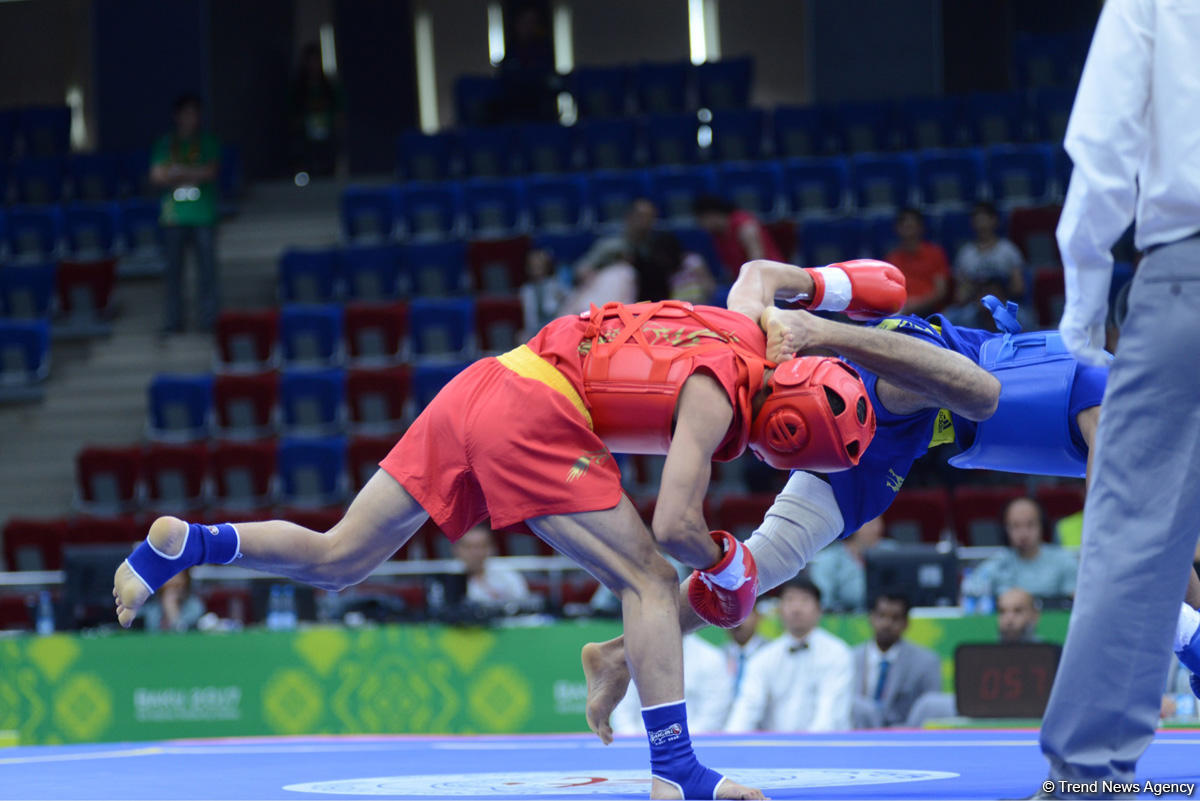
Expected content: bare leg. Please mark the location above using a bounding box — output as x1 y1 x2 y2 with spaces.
114 470 428 627
1077 406 1100 494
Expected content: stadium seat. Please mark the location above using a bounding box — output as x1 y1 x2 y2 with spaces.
635 61 691 114
670 226 726 280
396 129 457 182
340 243 404 301
213 371 279 439
798 217 863 266
578 118 639 170
463 177 524 236
347 434 397 491
532 230 595 268
21 107 71 156
764 219 797 261
932 209 975 260
570 66 630 119
64 517 141 553
474 296 523 353
4 205 61 263
1032 87 1075 144
278 436 348 507
715 162 781 220
76 445 142 514
454 75 500 128
708 109 766 162
0 318 51 395
647 165 716 223
210 439 278 509
965 92 1027 146
525 174 588 231
278 248 340 303
772 106 829 158
279 304 343 366
459 126 517 177
645 113 701 165
849 153 916 212
3 518 69 571
55 258 118 335
1032 267 1065 328
0 262 56 319
346 365 411 432
517 123 577 174
0 109 16 161
0 594 31 630
409 297 475 358
894 96 963 150
713 494 776 541
343 301 409 365
1008 204 1062 267
781 157 849 218
412 361 472 410
467 235 530 294
117 198 163 275
277 507 344 535
340 186 396 243
66 153 121 201
916 149 985 208
882 488 950 543
397 182 462 240
279 367 346 435
587 170 651 228
986 144 1055 207
142 442 209 510
202 586 255 624
827 101 893 154
11 157 65 205
1035 484 1086 535
401 240 468 296
1013 32 1085 90
218 144 243 216
62 203 119 259
147 373 213 442
121 149 153 198
215 309 278 371
862 213 899 259
697 57 753 110
951 485 1026 546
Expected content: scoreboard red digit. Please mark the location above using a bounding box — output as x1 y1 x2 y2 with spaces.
955 643 1062 718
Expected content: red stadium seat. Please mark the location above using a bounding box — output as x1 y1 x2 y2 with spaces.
951 485 1026 546
0 594 32 630
277 506 344 533
76 445 142 514
56 257 117 321
202 586 255 623
882 488 950 543
215 309 279 371
204 507 274 524
346 365 411 431
209 439 277 509
474 296 523 353
213 371 279 438
343 301 408 365
562 575 601 605
467 235 531 294
3 518 69 571
713 493 776 540
347 434 398 491
1008 204 1062 268
1035 483 1085 536
764 219 797 262
64 516 141 548
142 442 208 510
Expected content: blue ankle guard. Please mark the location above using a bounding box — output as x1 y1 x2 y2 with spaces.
125 522 240 594
641 700 723 800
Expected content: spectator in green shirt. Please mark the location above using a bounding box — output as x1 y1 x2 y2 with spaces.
150 93 221 333
962 496 1078 603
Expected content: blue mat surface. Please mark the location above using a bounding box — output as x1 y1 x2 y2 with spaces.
3 729 1199 799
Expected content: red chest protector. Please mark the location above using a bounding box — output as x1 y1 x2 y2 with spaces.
580 301 772 460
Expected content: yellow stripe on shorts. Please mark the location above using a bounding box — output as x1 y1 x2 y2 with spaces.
496 344 593 430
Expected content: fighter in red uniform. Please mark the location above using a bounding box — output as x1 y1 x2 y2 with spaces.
113 259 903 800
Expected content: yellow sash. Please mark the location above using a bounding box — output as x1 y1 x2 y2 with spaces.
496 345 593 429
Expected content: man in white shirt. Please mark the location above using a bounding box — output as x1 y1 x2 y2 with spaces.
725 578 852 733
851 592 941 729
1040 0 1200 792
610 634 734 735
452 526 535 608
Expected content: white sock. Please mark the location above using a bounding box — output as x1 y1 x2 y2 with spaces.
1176 603 1200 652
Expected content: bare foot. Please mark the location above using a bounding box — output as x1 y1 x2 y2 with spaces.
649 777 767 800
113 516 188 629
760 307 797 363
581 640 631 745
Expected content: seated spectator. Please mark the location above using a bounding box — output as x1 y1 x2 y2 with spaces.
884 208 951 316
807 516 890 612
723 605 767 698
452 526 536 609
693 194 782 279
961 497 1077 604
610 634 733 735
851 592 942 728
725 577 852 732
140 569 206 632
943 202 1029 328
289 41 345 179
519 248 569 338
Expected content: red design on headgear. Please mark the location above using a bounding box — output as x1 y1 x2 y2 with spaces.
749 356 876 472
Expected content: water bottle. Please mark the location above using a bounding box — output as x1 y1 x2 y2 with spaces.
267 584 282 630
280 585 297 630
35 590 54 635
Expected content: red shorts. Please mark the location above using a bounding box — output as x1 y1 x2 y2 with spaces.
380 357 623 540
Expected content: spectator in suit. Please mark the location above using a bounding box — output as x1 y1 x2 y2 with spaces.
693 194 782 280
851 592 942 728
610 633 733 735
725 577 853 732
884 207 951 316
807 516 889 612
961 497 1078 604
723 605 767 699
452 526 536 609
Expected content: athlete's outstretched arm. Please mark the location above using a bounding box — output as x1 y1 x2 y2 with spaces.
725 259 814 323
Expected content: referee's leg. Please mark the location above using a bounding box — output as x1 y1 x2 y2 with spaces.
1040 240 1200 787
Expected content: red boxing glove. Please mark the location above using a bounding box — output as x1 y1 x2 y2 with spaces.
687 531 759 628
793 259 907 321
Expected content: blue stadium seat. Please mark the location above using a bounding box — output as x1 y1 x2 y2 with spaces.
646 113 701 165
0 109 15 161
587 170 651 228
849 153 916 212
716 163 782 220
408 297 475 358
648 165 716 223
670 226 726 281
1032 87 1075 144
11 158 65 205
862 214 899 259
0 318 50 397
340 186 396 243
525 174 588 231
772 107 829 159
459 126 516 177
0 262 56 319
1013 32 1087 90
570 66 630 119
932 209 975 259
517 123 576 174
1054 147 1072 198
799 218 863 266
147 373 213 441
412 362 473 410
579 118 639 170
828 102 893 154
463 178 524 236
279 248 340 303
279 304 344 366
965 92 1027 146
916 149 985 208
402 240 468 296
782 157 848 218
340 243 404 301
67 154 121 201
280 367 346 434
708 109 766 162
454 76 500 128
17 107 71 157
697 58 753 110
62 203 120 259
121 149 153 198
894 96 963 151
278 435 348 506
636 61 691 114
397 130 458 182
397 182 462 240
4 206 61 263
117 198 163 274
218 144 243 216
986 144 1054 207
532 230 595 269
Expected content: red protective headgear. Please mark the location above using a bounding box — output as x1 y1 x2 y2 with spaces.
748 356 876 472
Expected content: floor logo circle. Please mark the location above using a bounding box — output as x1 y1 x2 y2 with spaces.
284 768 958 796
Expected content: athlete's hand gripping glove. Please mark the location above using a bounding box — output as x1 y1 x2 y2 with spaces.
687 531 759 628
790 259 907 321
